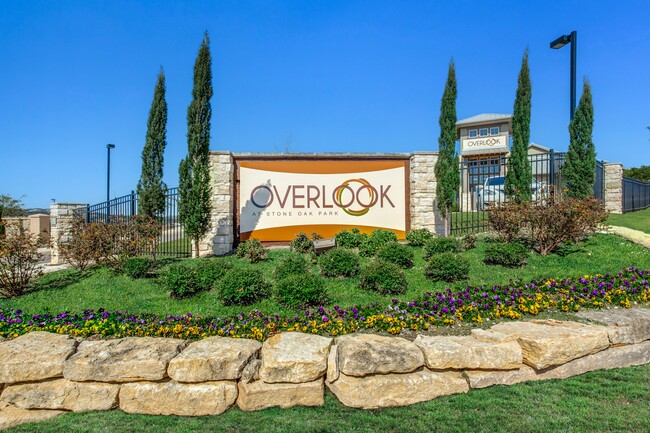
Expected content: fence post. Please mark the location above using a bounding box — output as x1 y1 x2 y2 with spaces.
131 190 136 217
549 149 555 188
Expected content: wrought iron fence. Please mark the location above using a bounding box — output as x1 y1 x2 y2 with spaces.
74 188 191 257
623 177 650 213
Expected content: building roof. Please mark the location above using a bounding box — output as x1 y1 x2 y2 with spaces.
456 113 512 126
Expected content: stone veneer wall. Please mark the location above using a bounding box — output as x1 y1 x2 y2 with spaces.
1 309 649 429
604 162 624 214
409 151 446 236
49 203 87 265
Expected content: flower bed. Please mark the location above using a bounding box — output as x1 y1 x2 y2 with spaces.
1 266 648 341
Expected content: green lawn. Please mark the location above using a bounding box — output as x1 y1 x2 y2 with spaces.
4 233 650 318
607 207 650 234
8 364 650 433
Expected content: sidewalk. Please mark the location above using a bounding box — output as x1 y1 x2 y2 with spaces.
36 248 71 274
606 225 650 249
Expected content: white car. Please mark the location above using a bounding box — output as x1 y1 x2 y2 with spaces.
475 176 546 210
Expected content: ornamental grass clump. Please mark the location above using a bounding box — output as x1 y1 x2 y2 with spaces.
273 273 328 308
406 228 434 246
376 242 414 269
360 260 408 294
218 267 269 306
236 238 267 263
318 248 360 278
423 237 461 260
274 253 310 280
425 252 470 283
484 242 529 268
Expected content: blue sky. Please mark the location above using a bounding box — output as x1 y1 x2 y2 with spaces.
1 0 648 208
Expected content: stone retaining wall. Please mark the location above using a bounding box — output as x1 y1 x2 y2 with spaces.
2 309 649 429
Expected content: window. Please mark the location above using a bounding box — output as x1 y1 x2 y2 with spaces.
479 128 488 136
469 129 478 138
490 127 499 135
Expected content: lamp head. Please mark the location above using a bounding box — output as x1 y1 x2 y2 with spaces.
550 34 571 49
107 143 116 150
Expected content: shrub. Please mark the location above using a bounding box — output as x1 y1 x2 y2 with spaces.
274 273 328 308
236 239 267 263
219 268 269 306
196 259 232 290
274 253 310 280
406 228 434 246
360 260 408 294
318 248 360 278
123 257 154 279
290 232 314 254
358 229 398 257
0 222 46 297
488 202 528 242
484 242 529 267
160 264 199 299
423 237 461 260
376 242 414 269
59 218 101 271
335 228 364 249
460 234 477 251
424 253 470 282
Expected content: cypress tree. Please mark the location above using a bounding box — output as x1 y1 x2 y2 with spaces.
434 59 460 223
564 79 595 198
179 33 213 257
505 50 532 202
137 69 168 219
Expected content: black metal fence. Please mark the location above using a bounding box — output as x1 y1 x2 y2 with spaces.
74 187 191 257
623 177 650 213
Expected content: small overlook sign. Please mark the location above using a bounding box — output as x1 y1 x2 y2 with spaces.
461 135 508 153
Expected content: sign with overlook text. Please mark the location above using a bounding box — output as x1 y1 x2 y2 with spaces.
461 135 508 154
237 160 408 241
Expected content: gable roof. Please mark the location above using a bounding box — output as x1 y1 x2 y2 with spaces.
456 113 512 126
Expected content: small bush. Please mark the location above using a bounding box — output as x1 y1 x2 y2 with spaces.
376 242 414 269
123 257 154 279
318 248 360 278
406 228 434 246
335 228 364 249
484 242 529 267
424 253 470 282
460 234 477 251
423 237 461 260
196 259 232 290
274 273 328 308
219 268 269 306
290 232 314 254
0 222 46 297
487 202 527 243
274 253 310 280
358 229 398 257
160 264 199 299
360 260 408 294
236 239 267 263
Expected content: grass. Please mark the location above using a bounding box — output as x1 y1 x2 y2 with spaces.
607 207 650 234
7 364 650 433
3 233 650 318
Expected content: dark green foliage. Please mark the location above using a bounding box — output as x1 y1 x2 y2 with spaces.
179 33 213 257
624 165 650 182
236 239 267 263
565 79 596 198
335 228 365 249
274 253 310 280
160 264 199 298
136 69 168 219
434 59 460 218
484 242 529 267
460 233 477 251
0 194 25 237
274 274 328 308
218 268 268 306
290 232 314 254
122 257 154 279
423 237 461 260
406 228 434 246
360 260 408 294
358 229 398 257
376 242 414 269
196 259 232 290
505 49 533 202
318 248 360 278
424 253 470 282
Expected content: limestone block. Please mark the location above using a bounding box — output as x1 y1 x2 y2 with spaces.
63 337 184 382
259 332 332 384
327 369 468 409
237 379 324 411
119 381 237 416
1 379 119 412
168 336 261 382
414 335 522 370
326 344 339 383
0 332 77 383
240 359 261 384
576 308 650 344
465 365 540 389
336 334 424 376
0 406 65 430
490 320 610 370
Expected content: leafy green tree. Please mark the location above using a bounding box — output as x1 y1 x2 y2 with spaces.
137 69 168 218
505 50 532 202
434 59 460 222
565 79 595 198
624 165 650 182
0 194 25 237
179 33 213 257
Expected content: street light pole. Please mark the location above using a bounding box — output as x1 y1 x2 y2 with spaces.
550 31 577 120
106 143 115 204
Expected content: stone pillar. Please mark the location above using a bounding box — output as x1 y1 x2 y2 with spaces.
199 151 235 256
409 152 446 236
49 203 87 265
604 162 623 214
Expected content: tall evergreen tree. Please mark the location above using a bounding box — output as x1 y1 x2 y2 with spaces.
137 69 168 219
434 59 460 224
179 33 213 257
505 50 532 202
564 79 595 198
